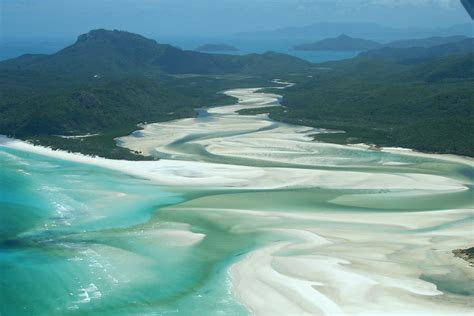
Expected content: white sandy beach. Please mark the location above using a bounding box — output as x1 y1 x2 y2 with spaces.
0 136 467 192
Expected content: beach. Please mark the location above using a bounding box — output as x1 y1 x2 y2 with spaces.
1 83 473 315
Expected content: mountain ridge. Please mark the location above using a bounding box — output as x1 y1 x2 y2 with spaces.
0 29 311 77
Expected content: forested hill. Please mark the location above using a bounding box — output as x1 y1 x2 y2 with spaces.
0 29 313 158
0 29 311 77
359 38 474 63
252 52 474 156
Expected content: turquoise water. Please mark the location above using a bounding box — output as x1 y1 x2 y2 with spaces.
0 147 252 315
2 144 473 314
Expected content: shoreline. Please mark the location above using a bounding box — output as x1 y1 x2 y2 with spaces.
2 83 473 315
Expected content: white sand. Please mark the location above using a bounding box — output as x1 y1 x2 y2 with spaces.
1 136 466 193
230 221 473 316
56 133 101 139
117 87 474 172
161 196 473 315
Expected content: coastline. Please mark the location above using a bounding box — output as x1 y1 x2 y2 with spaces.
2 83 473 315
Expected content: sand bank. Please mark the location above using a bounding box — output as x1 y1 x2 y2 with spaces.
0 136 467 193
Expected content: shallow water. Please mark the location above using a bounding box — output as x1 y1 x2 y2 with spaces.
1 84 473 315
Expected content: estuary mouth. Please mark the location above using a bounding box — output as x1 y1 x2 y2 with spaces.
2 84 472 315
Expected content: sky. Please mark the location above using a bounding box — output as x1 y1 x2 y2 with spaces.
0 0 472 40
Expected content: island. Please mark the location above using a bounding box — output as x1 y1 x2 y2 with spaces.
195 43 239 52
294 34 382 51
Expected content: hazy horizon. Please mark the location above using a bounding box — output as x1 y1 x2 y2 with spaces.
1 0 472 40
0 1 472 61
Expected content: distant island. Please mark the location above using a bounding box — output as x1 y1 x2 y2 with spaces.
294 34 472 53
294 34 382 51
236 22 474 39
195 44 239 52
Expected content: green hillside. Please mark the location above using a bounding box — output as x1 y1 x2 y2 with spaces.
252 53 474 156
359 38 474 63
0 29 311 158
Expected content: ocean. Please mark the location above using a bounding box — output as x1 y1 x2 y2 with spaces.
0 146 250 315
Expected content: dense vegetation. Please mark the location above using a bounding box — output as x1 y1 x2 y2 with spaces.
359 38 474 63
1 77 195 136
0 70 269 159
0 29 309 159
258 53 474 156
